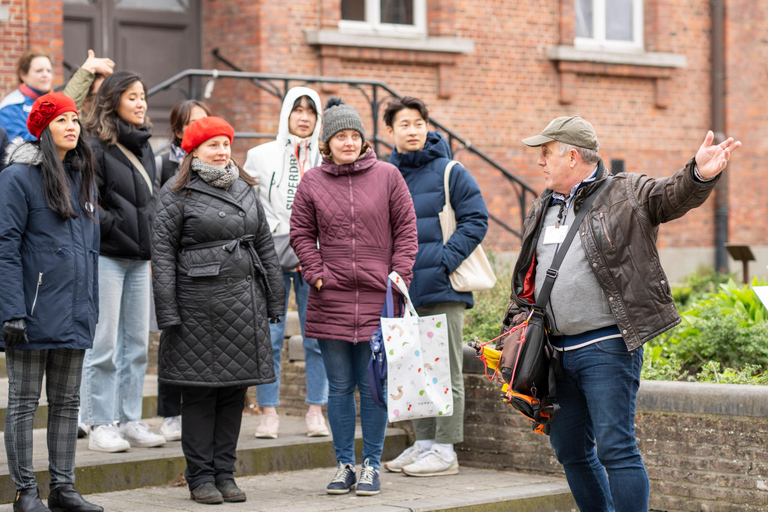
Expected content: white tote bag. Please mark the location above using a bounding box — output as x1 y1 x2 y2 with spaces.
439 161 497 292
382 272 453 423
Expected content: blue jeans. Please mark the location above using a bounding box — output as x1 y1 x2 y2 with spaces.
80 256 151 425
256 271 327 407
318 339 388 470
549 337 649 512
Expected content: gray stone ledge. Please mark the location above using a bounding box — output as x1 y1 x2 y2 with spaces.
547 45 687 68
305 29 475 54
637 380 768 418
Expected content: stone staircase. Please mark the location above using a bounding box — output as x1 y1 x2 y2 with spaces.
0 318 575 511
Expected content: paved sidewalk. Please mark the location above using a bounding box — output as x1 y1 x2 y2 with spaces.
0 466 573 512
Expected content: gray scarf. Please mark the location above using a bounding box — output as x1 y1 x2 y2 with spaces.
191 158 238 189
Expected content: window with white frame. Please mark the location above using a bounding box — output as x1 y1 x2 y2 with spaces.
575 0 643 51
340 0 426 36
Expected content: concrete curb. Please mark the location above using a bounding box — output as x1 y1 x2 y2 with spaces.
0 395 158 433
637 379 768 417
0 428 408 504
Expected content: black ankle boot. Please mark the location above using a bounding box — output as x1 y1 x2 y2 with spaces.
12 488 50 512
46 485 103 512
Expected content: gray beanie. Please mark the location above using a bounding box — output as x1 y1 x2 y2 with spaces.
321 97 366 144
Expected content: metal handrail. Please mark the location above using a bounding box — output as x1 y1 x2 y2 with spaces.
146 62 538 240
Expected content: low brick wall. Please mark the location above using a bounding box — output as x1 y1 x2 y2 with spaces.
150 329 768 511
460 370 768 512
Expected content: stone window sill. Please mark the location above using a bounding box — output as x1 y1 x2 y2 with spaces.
547 45 687 108
305 29 475 98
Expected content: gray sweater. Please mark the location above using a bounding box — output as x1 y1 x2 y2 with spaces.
534 202 615 336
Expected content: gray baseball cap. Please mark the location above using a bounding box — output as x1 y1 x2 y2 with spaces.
522 116 599 151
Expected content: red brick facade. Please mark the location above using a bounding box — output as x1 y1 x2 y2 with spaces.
2 0 767 265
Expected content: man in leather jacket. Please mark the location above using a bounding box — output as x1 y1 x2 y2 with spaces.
500 116 740 512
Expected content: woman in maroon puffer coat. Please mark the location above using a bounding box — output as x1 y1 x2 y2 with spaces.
290 97 417 496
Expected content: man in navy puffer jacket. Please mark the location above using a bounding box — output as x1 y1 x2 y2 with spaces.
383 97 489 477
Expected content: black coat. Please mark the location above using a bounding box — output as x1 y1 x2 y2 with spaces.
89 123 156 260
152 173 286 387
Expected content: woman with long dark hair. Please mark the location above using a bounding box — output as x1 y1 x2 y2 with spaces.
79 71 166 452
153 116 285 504
0 93 102 512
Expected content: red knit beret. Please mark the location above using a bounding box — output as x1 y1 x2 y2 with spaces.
181 116 235 153
26 92 78 140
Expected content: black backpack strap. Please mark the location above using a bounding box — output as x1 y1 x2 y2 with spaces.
534 175 612 310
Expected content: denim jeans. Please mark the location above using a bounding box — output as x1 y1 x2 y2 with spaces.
549 336 649 512
317 339 388 470
80 256 151 425
256 271 328 408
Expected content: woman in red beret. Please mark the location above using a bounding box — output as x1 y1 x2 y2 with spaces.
0 93 103 512
152 116 285 505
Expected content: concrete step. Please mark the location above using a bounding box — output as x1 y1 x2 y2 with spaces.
0 465 574 511
0 375 158 433
0 415 409 504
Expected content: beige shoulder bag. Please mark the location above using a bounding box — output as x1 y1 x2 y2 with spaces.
116 142 153 195
438 160 497 292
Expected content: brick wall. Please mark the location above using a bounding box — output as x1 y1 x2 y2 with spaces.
197 0 760 256
1 0 766 257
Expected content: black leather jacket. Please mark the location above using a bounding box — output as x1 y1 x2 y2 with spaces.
504 158 719 351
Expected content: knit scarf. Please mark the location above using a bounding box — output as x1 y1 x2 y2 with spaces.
192 158 238 189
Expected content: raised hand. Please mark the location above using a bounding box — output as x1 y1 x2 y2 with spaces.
695 130 741 180
81 49 115 76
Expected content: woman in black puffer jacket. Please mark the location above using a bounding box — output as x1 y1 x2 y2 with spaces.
80 71 166 452
152 116 285 505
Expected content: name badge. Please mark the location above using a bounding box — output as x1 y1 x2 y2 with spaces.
543 225 568 245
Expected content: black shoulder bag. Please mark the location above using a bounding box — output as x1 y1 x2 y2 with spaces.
500 176 611 434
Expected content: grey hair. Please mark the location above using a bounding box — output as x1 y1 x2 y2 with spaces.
558 141 601 164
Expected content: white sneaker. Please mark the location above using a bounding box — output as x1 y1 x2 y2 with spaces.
384 444 427 473
305 412 330 437
119 421 166 448
77 423 89 439
401 447 459 477
88 424 130 453
160 416 182 441
255 414 279 439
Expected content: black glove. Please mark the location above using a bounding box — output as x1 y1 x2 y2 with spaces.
269 316 282 324
3 318 28 349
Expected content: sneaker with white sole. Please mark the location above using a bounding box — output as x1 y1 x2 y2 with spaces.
326 462 356 494
119 421 166 448
88 424 130 453
160 416 182 441
305 411 329 437
401 447 459 477
255 413 279 439
77 423 89 439
355 458 381 496
384 444 427 472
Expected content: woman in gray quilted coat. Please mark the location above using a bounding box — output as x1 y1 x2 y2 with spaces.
152 116 285 505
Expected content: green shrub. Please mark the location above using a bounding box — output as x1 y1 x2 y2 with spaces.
695 362 768 385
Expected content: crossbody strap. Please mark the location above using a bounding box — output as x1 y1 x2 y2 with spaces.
116 142 153 195
534 175 612 310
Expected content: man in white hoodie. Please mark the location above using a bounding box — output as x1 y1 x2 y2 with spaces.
244 87 329 438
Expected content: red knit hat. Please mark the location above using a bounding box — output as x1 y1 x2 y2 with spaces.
26 92 78 140
181 116 235 153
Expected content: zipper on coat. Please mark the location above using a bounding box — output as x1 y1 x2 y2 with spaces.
599 212 613 246
31 272 43 316
348 174 359 343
